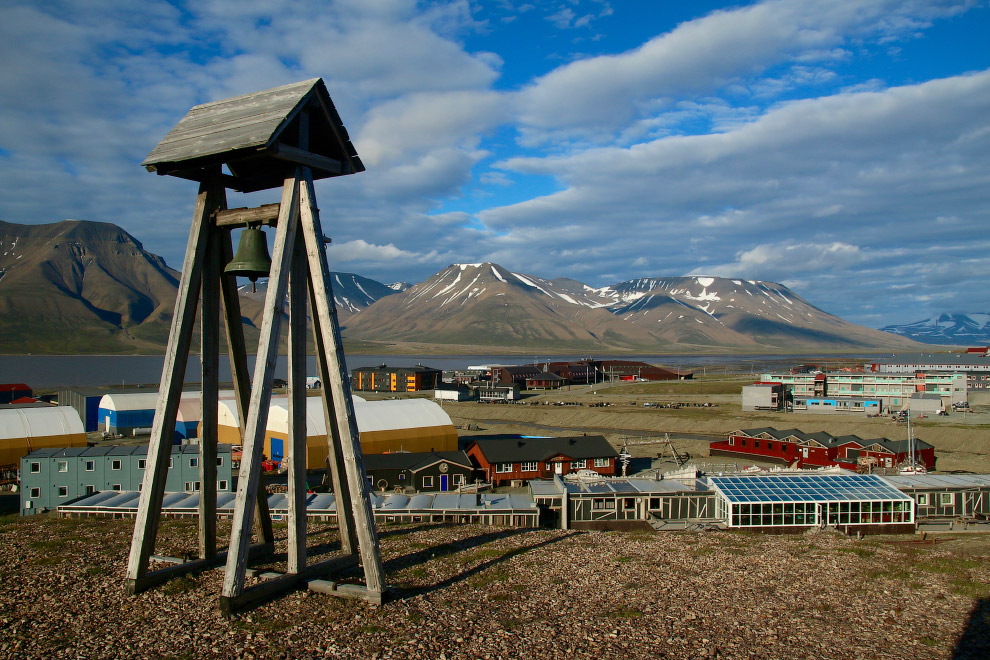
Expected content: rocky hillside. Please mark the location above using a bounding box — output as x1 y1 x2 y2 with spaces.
881 313 989 345
342 263 922 352
0 220 181 353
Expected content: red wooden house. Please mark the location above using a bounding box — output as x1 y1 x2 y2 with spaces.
710 427 936 471
464 435 618 486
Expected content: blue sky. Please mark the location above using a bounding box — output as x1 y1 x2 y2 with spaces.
1 0 988 328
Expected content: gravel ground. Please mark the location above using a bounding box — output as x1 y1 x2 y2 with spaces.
1 514 989 659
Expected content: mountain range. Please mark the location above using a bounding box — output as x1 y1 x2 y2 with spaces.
881 313 990 345
0 219 935 354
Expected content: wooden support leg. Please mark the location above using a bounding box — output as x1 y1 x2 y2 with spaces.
219 229 275 547
199 224 222 560
127 174 221 594
286 228 308 574
298 168 385 596
221 172 301 603
308 277 357 555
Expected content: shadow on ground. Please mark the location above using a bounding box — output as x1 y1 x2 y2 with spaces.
954 598 990 659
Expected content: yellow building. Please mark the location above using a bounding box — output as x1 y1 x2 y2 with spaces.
214 395 458 469
0 406 87 467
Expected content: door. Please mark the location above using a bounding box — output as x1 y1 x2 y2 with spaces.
555 462 563 475
270 438 284 464
440 474 448 491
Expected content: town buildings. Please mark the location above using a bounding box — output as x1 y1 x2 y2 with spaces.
709 427 936 471
351 364 442 392
20 443 235 515
464 435 618 486
757 370 967 412
364 451 474 492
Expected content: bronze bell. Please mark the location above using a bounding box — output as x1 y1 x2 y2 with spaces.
225 225 271 292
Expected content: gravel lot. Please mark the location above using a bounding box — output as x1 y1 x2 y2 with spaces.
1 514 988 659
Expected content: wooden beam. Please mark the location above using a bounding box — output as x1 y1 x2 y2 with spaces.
298 168 385 596
307 283 356 555
219 554 358 617
199 222 224 560
286 228 309 574
221 171 301 601
127 541 274 596
126 173 221 584
271 143 342 175
214 203 280 228
307 580 386 605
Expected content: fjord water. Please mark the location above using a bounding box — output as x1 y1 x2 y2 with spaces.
1 353 889 389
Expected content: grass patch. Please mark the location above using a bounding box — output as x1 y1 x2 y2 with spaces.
949 579 990 600
916 557 983 576
919 635 939 647
835 546 876 559
469 568 508 588
610 607 644 619
162 576 198 596
614 555 633 563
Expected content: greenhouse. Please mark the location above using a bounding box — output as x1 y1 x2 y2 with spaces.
709 473 914 530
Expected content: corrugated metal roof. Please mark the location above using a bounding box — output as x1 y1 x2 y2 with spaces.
884 474 990 489
60 490 536 516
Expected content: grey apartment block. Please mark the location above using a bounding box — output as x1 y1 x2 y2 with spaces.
20 444 235 515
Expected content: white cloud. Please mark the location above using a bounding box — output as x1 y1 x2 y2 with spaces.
514 0 974 144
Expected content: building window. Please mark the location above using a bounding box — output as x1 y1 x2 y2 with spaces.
940 492 953 507
399 473 406 481
217 480 228 490
423 476 434 488
594 458 609 468
766 442 773 451
184 481 201 492
189 457 199 468
729 437 735 446
917 493 929 506
591 498 615 510
58 461 68 473
111 460 121 470
572 459 587 469
741 439 747 447
495 463 513 473
453 474 464 485
168 458 173 468
217 457 223 466
112 484 121 491
85 460 95 472
30 487 40 498
30 462 40 473
545 462 553 470
520 461 538 472
137 459 146 470
755 441 760 449
622 498 636 510
58 486 68 498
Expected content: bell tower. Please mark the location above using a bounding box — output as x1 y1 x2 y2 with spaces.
125 79 386 612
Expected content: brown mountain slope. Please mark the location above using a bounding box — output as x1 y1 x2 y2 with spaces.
0 220 181 352
344 264 926 353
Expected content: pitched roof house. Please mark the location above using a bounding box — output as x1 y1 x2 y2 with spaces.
465 435 618 486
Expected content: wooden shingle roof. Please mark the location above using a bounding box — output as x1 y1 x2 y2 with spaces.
143 78 364 192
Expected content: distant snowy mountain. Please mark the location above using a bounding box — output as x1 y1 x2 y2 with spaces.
238 271 397 315
388 281 412 292
881 313 990 345
343 262 922 352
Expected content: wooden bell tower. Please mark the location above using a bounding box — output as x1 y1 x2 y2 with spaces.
125 79 386 611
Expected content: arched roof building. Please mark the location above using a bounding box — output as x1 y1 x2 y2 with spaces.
0 406 86 466
214 396 457 469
